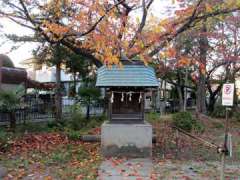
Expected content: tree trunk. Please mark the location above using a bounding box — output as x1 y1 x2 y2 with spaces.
196 74 207 114
160 80 166 115
55 62 62 121
176 70 184 112
183 68 188 111
208 95 216 113
9 111 16 131
86 105 90 120
73 71 77 96
196 22 208 114
177 86 184 112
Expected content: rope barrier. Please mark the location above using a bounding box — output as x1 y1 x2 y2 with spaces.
171 125 225 153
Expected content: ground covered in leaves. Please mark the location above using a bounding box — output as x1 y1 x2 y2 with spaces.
0 113 240 179
151 113 240 179
0 131 101 180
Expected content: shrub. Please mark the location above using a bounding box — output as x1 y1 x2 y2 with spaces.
210 105 226 118
147 112 160 123
172 111 199 132
47 120 66 131
233 110 240 122
0 129 12 151
66 130 81 141
97 114 107 122
193 122 205 133
68 112 88 131
86 119 100 129
210 105 233 118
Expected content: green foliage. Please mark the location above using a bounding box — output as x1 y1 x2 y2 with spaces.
86 119 100 129
65 53 89 78
97 114 107 122
47 120 66 131
210 105 236 119
0 85 24 112
210 105 226 118
69 103 82 114
0 129 12 151
193 121 205 133
78 87 101 105
66 130 81 140
172 111 204 132
146 112 160 123
233 110 240 122
67 112 88 131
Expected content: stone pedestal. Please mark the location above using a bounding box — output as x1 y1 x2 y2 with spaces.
101 122 152 158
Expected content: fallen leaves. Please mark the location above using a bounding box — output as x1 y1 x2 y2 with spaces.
1 132 102 180
8 133 69 154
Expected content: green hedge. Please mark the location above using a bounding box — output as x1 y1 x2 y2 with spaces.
172 111 204 132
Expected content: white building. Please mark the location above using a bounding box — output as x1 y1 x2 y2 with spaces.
20 58 81 96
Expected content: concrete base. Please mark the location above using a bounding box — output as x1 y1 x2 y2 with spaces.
101 122 152 157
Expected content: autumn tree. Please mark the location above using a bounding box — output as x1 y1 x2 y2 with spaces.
0 0 240 67
207 12 240 110
155 5 240 114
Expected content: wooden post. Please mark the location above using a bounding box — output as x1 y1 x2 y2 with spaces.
108 91 112 122
175 129 179 159
220 153 225 180
142 92 145 121
220 107 230 180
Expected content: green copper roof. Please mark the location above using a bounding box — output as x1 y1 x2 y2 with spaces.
96 65 159 87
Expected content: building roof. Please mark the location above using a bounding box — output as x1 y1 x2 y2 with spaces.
1 67 27 84
96 65 159 87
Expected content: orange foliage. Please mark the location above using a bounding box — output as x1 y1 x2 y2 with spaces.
1 0 240 66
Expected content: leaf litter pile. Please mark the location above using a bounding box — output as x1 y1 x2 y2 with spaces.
0 132 101 180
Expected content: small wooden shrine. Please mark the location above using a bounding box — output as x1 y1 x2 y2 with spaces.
96 60 158 123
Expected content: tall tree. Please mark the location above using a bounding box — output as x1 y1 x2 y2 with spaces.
65 53 89 97
34 44 67 121
0 0 239 66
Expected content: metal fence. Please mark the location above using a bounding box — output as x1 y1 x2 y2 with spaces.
0 96 104 125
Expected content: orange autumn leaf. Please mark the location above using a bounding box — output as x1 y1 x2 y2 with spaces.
166 48 176 58
178 56 190 66
44 176 53 180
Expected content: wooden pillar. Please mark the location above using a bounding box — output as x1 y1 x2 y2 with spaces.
108 91 112 122
141 92 145 121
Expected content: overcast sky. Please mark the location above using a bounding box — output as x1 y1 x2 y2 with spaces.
0 0 176 67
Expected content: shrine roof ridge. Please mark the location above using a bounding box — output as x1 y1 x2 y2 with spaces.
96 65 159 87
